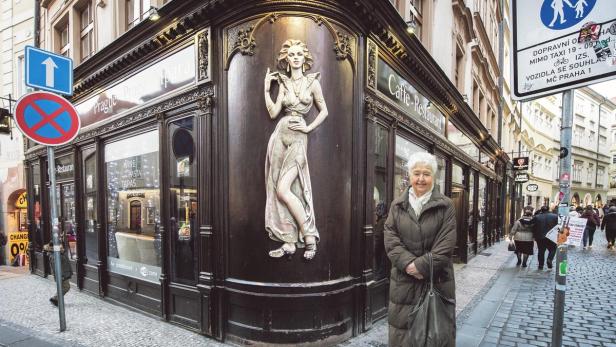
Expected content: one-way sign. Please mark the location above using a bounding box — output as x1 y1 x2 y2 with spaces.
25 46 73 96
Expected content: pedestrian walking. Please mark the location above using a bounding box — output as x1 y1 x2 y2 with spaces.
0 230 6 266
384 152 456 347
511 205 535 267
581 205 600 249
601 206 616 249
43 236 73 306
569 205 583 217
532 206 558 269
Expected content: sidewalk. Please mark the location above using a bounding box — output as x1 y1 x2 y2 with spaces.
459 233 616 347
0 241 514 347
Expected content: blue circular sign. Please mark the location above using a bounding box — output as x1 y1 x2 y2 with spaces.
540 0 596 30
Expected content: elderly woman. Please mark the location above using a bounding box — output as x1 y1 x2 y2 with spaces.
510 205 535 267
384 152 457 347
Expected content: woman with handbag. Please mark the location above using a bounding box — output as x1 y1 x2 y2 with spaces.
510 206 535 267
384 152 457 347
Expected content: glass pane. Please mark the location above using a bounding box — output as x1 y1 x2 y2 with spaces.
32 164 43 251
373 124 389 280
61 184 77 260
468 172 475 244
394 135 426 200
452 163 463 185
436 157 446 194
105 131 161 283
84 148 98 262
81 34 90 60
477 175 487 244
169 117 198 284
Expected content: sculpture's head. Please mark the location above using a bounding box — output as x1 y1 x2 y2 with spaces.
277 39 314 73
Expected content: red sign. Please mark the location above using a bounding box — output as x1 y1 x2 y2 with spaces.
14 91 80 146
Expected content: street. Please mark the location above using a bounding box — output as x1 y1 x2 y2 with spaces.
460 232 616 347
2 235 616 346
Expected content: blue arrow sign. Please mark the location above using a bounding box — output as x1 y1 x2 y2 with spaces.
25 46 73 96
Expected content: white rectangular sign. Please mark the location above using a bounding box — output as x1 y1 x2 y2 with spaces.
511 0 616 100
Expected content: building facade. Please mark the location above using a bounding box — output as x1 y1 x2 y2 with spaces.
27 0 508 344
0 0 33 265
520 88 615 212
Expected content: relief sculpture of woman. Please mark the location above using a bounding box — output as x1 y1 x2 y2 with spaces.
263 39 328 260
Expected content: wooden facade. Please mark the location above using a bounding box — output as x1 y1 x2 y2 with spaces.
26 1 509 345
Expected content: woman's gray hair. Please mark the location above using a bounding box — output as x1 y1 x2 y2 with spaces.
406 152 438 175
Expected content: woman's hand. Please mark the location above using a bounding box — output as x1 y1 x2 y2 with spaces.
288 122 311 133
264 68 279 92
405 262 424 279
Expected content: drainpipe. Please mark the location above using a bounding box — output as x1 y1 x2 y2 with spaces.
34 0 40 48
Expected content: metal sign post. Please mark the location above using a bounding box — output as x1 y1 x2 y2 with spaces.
552 89 574 347
14 84 79 334
47 147 66 331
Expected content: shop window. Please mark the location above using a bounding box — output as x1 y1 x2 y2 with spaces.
30 163 43 251
105 131 161 283
373 124 389 281
394 135 426 200
79 1 94 61
468 172 475 244
169 117 198 284
436 156 446 194
452 163 464 186
126 0 151 30
57 183 76 260
477 175 487 243
83 148 98 262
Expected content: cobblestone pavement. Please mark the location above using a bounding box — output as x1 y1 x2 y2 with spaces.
0 240 512 347
471 231 616 347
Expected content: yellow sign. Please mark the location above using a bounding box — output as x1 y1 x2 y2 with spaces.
8 231 29 265
15 192 27 209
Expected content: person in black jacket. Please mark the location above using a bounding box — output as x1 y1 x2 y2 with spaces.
581 205 600 249
532 206 558 269
601 206 616 249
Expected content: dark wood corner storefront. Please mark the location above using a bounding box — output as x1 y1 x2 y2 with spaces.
25 1 507 345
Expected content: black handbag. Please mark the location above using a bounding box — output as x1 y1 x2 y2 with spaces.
408 252 456 347
508 240 516 252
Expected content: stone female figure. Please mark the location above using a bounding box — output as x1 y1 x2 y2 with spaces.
263 39 328 260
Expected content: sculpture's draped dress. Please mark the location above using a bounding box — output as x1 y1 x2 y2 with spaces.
265 72 320 247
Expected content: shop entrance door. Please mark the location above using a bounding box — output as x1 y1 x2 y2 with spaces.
451 187 468 262
57 183 77 283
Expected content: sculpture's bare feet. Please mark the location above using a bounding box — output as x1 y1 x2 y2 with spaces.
303 243 317 260
269 243 296 258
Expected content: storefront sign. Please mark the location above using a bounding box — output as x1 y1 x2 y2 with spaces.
15 192 27 209
0 108 10 134
126 192 146 199
376 59 446 134
53 155 75 181
526 183 539 192
75 45 196 128
8 231 29 265
513 157 529 170
515 172 529 183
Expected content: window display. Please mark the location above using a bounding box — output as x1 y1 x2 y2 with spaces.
32 163 43 251
169 117 198 284
477 174 487 245
436 156 446 194
83 148 98 262
105 131 161 283
468 172 475 244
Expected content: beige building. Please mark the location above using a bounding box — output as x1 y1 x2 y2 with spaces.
0 0 33 265
520 88 615 212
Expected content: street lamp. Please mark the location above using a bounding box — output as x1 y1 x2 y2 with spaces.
148 6 160 21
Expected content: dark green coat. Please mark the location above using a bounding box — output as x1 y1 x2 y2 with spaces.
384 188 457 347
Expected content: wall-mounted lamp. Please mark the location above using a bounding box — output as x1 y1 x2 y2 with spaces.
148 6 160 21
406 15 417 34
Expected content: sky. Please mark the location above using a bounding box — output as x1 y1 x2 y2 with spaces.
589 79 616 100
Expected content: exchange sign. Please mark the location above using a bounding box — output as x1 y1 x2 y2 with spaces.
511 0 616 100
